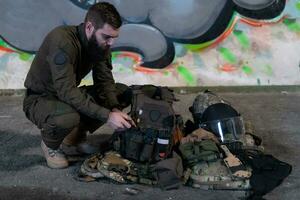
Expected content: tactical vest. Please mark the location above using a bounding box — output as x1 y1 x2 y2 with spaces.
112 85 181 164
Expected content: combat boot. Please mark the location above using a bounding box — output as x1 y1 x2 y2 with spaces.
62 127 99 155
41 140 69 169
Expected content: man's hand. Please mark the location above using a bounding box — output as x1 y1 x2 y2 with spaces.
107 109 136 130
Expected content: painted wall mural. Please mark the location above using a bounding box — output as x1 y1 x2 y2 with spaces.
0 0 299 89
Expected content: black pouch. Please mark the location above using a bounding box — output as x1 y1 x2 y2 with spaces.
154 152 183 190
140 144 155 162
139 129 157 162
124 129 144 161
153 130 172 162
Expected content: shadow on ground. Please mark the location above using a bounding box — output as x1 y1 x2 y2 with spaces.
0 131 113 171
0 131 43 171
0 186 89 200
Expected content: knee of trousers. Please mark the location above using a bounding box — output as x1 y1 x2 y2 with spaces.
41 112 80 149
52 112 81 131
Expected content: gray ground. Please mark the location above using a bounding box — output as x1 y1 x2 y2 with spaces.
0 89 299 200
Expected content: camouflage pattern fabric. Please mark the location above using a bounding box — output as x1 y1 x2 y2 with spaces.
97 151 133 183
80 153 104 178
179 129 220 166
179 127 252 192
189 160 251 191
80 151 158 184
189 90 229 124
243 121 264 152
181 128 220 144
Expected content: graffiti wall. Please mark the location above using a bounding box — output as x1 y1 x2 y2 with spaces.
0 0 299 89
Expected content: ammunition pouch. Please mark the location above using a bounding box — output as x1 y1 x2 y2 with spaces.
113 128 173 163
179 140 220 167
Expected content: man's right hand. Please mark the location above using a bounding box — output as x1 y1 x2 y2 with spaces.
107 110 136 130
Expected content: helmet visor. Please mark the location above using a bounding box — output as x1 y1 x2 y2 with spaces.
200 116 245 143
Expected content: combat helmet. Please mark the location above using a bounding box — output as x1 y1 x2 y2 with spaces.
190 90 246 149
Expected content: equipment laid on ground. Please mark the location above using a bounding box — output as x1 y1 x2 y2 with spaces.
190 90 247 150
220 144 251 179
112 85 181 163
110 85 184 189
77 88 291 199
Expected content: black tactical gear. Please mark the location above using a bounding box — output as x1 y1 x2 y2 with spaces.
112 85 179 163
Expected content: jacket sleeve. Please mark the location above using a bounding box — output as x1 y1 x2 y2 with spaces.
47 42 110 121
92 52 120 110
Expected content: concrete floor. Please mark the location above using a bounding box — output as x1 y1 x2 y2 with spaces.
0 90 299 200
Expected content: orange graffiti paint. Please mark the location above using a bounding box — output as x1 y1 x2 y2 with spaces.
116 51 142 63
240 15 287 27
0 46 16 53
219 63 237 72
208 16 239 49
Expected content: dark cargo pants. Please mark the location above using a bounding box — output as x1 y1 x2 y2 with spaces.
23 83 132 149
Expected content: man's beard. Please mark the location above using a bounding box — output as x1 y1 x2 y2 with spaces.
87 33 109 62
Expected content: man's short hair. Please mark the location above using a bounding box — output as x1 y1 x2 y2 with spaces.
85 2 122 29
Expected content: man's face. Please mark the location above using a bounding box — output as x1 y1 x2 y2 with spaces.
88 23 119 52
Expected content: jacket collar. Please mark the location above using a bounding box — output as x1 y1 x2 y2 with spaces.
77 23 88 50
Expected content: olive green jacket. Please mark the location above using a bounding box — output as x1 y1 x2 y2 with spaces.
24 23 119 121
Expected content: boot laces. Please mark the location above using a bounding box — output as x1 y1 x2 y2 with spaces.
48 148 64 157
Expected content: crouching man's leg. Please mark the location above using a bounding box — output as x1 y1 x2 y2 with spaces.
61 119 102 155
23 94 80 169
62 83 132 151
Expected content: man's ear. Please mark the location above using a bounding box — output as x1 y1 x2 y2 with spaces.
85 21 95 39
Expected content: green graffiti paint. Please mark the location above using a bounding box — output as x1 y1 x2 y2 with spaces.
115 66 132 73
111 52 120 60
0 38 12 49
296 1 300 11
0 39 6 47
177 65 196 86
233 30 250 49
242 65 253 74
184 41 213 51
0 38 14 49
19 52 32 61
263 64 273 76
283 18 300 32
184 14 236 52
164 71 169 76
218 47 237 64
